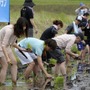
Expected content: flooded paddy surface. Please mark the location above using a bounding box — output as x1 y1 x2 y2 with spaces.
1 62 90 90
1 73 90 90
0 81 30 90
0 79 53 90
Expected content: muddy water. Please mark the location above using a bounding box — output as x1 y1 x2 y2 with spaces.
0 81 30 90
0 86 28 90
2 65 53 90
0 78 53 90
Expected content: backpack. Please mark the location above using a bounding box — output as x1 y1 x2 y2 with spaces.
21 7 27 17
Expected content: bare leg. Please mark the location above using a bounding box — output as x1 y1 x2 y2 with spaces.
55 61 67 89
59 62 67 89
24 61 35 80
59 62 66 75
11 64 17 85
54 63 60 76
0 56 8 84
80 45 89 60
54 61 66 76
65 54 70 65
8 53 17 85
33 61 41 76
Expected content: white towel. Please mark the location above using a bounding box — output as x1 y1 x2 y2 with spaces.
73 21 82 33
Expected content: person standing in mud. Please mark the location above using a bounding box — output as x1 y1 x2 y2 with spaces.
21 0 38 37
75 2 89 16
0 17 29 86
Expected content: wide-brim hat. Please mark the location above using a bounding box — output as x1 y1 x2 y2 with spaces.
23 0 35 7
79 2 85 7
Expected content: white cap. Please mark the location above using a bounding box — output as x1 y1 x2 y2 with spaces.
76 16 82 21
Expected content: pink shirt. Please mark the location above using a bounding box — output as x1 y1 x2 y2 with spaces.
0 24 17 56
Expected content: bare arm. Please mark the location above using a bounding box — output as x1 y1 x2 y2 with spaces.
37 56 52 78
75 8 81 14
65 40 79 58
13 43 32 52
65 50 79 58
13 43 26 51
2 45 11 63
30 19 38 34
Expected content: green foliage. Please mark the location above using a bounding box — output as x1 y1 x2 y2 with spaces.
54 76 64 89
71 45 78 53
25 78 33 83
11 0 90 5
71 44 79 54
49 58 56 65
27 43 32 50
8 0 90 39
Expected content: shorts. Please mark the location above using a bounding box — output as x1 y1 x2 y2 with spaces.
28 28 33 37
85 40 90 46
49 47 65 64
77 42 84 51
15 48 37 65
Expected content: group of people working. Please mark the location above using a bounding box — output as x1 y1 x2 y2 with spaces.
0 0 90 90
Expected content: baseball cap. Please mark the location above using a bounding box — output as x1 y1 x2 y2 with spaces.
74 32 84 40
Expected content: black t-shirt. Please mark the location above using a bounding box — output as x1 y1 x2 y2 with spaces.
83 27 90 39
65 23 74 34
82 17 87 23
40 26 58 40
21 6 34 28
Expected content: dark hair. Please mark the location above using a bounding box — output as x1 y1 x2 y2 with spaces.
53 20 63 28
23 0 35 7
14 17 29 38
88 19 90 24
78 22 87 27
74 33 84 40
45 39 57 50
83 12 89 16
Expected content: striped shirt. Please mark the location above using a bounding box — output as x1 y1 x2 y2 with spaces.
53 34 76 52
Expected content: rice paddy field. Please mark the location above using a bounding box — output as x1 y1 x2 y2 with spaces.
0 0 90 90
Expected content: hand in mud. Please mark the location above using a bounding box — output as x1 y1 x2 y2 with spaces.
46 74 52 79
74 54 79 57
74 56 81 60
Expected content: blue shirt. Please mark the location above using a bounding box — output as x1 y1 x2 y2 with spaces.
18 38 44 56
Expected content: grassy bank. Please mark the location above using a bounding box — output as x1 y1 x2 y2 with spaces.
0 0 90 38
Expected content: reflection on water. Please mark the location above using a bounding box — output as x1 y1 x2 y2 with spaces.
0 81 29 90
0 79 53 90
0 86 28 90
5 81 26 86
